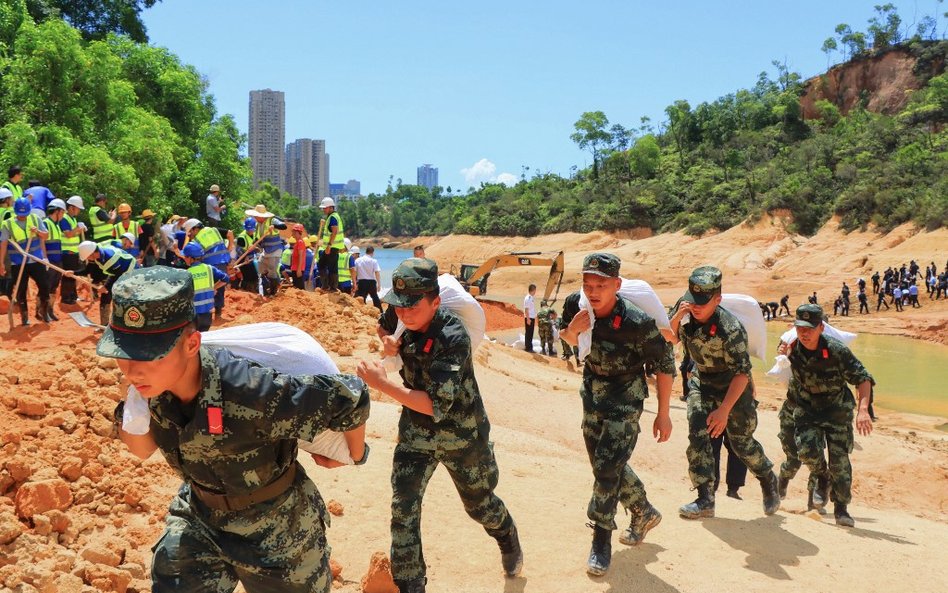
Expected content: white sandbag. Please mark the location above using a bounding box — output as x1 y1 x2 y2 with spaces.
509 334 542 351
122 386 151 435
576 278 669 361
202 322 354 465
780 321 857 346
766 354 792 383
383 273 486 372
720 293 768 361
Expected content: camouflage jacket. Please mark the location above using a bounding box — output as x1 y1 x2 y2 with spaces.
148 347 370 497
395 308 491 451
672 304 753 392
562 292 675 414
787 335 873 414
537 306 554 327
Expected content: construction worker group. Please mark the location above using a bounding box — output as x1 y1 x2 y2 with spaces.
0 164 374 330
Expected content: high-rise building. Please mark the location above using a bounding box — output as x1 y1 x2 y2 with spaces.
248 89 285 190
345 179 361 196
417 164 438 190
285 139 329 207
330 179 363 199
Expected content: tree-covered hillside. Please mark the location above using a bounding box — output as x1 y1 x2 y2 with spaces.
340 5 948 238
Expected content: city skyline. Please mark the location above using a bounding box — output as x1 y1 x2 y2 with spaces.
247 89 285 190
416 164 438 191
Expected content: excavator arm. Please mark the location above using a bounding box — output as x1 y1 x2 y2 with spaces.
454 251 565 305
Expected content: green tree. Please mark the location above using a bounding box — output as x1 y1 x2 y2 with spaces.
26 0 161 42
570 111 612 178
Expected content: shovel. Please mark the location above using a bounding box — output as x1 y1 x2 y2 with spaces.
8 234 33 331
8 241 100 288
68 311 105 331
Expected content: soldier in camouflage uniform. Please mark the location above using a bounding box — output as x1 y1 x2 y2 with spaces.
669 266 781 519
784 303 874 527
776 336 829 512
362 258 522 593
101 267 371 593
559 253 675 577
536 300 557 356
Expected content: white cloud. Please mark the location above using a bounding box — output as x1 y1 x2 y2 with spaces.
460 158 516 187
495 172 518 186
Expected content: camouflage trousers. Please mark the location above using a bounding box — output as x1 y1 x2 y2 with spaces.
686 379 774 488
778 400 824 491
561 339 579 361
390 442 514 581
537 322 554 352
795 407 855 504
582 404 649 530
151 472 331 593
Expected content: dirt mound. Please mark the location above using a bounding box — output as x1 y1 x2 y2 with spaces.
480 300 524 332
0 288 387 592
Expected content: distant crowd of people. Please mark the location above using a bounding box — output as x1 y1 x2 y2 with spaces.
757 259 946 320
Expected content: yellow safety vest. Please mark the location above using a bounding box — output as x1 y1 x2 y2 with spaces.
338 252 352 283
320 211 345 250
61 214 81 253
89 206 112 242
188 263 215 314
5 215 44 264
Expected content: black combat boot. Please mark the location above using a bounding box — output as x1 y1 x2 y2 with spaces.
619 501 662 545
834 502 855 527
586 523 611 576
393 577 426 593
494 521 523 577
44 300 58 322
812 471 830 509
679 484 715 519
777 475 790 499
19 306 30 327
759 471 781 515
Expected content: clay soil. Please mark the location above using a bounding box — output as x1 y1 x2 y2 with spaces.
1 217 946 593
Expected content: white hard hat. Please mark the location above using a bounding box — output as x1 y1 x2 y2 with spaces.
47 198 67 211
0 188 12 201
319 196 335 208
66 195 85 209
121 232 136 243
78 241 97 261
350 245 360 254
343 237 352 249
183 218 202 232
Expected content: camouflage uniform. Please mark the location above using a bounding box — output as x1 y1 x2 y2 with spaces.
560 291 675 530
380 260 515 583
99 267 371 593
777 397 824 491
536 305 555 353
673 303 775 487
787 334 872 505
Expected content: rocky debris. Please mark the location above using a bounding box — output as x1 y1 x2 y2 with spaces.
327 499 344 516
361 551 399 593
15 396 46 417
15 479 73 519
0 508 24 544
330 557 343 580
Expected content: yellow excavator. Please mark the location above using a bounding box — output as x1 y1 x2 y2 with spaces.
451 250 565 304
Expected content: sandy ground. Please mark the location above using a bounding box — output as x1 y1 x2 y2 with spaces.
1 216 946 592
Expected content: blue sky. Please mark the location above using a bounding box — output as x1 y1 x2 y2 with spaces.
142 1 940 194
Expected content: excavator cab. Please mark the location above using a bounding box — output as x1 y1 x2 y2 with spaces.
458 264 490 295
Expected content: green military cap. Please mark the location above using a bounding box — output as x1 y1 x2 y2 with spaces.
794 303 825 328
383 257 440 308
96 267 196 361
682 265 722 305
582 253 621 278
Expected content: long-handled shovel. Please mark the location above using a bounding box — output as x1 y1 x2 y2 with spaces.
8 241 100 288
8 235 33 331
67 311 105 330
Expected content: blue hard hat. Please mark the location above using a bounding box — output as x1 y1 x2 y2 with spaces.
182 242 204 259
13 197 31 216
244 217 257 231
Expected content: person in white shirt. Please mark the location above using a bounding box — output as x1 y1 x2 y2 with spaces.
523 284 537 352
354 245 383 310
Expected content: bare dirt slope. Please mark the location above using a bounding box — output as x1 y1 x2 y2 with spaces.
425 215 948 345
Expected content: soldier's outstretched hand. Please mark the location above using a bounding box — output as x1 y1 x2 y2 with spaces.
856 410 873 436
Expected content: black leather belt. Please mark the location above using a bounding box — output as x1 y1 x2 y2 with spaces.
190 463 297 512
585 361 643 379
